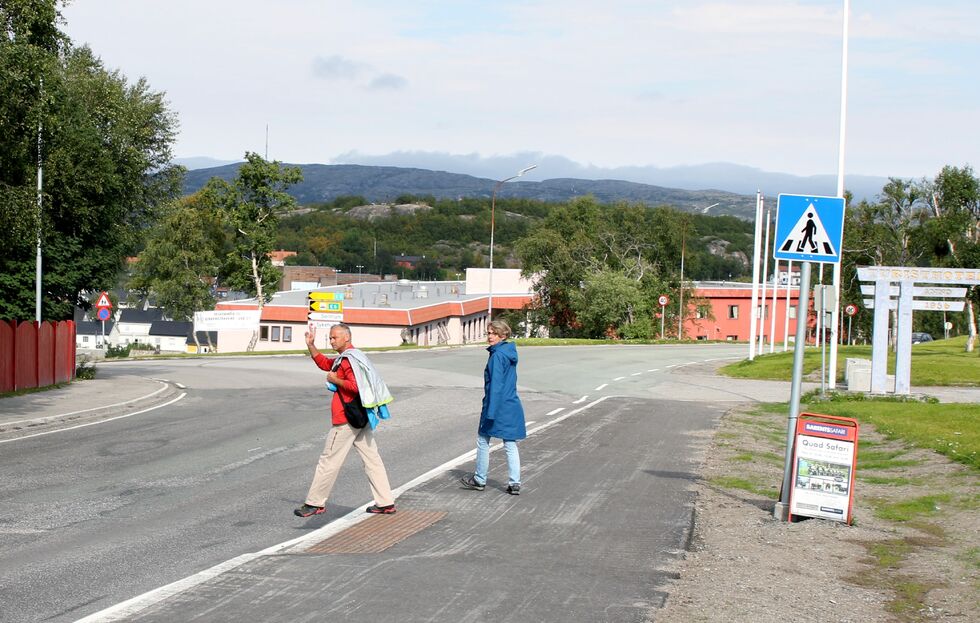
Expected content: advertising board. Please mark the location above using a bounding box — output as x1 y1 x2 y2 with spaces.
789 413 859 524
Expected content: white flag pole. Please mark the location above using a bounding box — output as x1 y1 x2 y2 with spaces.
829 0 850 389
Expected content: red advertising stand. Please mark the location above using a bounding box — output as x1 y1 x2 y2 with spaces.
788 413 859 524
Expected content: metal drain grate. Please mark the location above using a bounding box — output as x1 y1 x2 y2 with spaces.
305 510 447 554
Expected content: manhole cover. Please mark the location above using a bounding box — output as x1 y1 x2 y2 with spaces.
305 510 447 554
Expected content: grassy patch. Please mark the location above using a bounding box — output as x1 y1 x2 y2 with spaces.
859 475 916 486
719 336 980 386
708 476 779 499
956 547 980 570
857 449 923 471
888 579 940 619
867 540 913 569
807 400 980 470
870 494 952 522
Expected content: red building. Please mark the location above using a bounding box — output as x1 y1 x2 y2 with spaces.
684 281 804 343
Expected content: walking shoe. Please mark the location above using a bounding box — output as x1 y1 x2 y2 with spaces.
459 475 485 491
507 484 521 495
366 504 396 514
294 504 325 517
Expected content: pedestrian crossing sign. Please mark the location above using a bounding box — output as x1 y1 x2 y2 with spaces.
773 194 845 264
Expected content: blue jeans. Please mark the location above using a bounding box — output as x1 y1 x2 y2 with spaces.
474 434 520 486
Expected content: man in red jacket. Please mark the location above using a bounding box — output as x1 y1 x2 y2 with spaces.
294 323 396 517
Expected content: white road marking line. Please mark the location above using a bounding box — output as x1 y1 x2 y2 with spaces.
594 383 608 391
0 393 187 445
76 395 614 622
614 376 625 381
573 395 589 404
247 447 262 453
546 408 564 416
175 383 187 389
631 372 642 376
1 381 170 427
647 368 659 372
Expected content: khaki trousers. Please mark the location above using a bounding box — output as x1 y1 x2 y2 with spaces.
305 423 395 508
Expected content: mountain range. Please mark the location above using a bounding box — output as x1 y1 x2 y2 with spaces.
179 155 892 221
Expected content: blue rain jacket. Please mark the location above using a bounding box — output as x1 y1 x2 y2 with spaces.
478 340 526 441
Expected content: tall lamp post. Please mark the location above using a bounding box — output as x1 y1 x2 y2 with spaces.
488 164 537 317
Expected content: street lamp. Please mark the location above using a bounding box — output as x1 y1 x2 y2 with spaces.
355 264 364 281
488 164 537 317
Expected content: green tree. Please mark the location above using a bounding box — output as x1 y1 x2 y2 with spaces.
129 193 223 321
926 165 979 351
0 2 179 320
206 152 302 308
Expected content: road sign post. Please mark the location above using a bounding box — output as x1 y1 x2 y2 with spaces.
94 291 113 349
773 195 845 522
658 295 669 339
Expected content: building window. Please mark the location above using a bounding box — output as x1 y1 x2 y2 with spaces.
728 305 739 319
82 336 89 343
727 335 737 341
271 326 281 342
695 305 711 319
260 326 269 341
283 327 292 342
789 307 797 319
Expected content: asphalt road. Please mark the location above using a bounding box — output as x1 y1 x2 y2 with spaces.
0 343 768 623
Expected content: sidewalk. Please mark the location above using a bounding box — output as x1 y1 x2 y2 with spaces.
0 372 179 439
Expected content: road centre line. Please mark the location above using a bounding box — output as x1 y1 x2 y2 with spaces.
614 376 625 381
76 395 613 623
573 395 589 404
546 408 565 416
647 369 659 372
631 372 642 376
0 393 187 445
593 383 608 391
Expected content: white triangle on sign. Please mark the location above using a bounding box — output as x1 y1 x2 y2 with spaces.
96 292 111 307
777 203 838 257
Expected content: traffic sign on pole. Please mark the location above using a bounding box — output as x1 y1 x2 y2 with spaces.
773 194 845 264
95 291 112 309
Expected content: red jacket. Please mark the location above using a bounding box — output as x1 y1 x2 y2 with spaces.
313 353 359 426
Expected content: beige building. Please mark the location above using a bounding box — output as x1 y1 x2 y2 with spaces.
214 268 537 351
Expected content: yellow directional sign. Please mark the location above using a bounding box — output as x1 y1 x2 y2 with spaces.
309 300 344 313
309 292 344 301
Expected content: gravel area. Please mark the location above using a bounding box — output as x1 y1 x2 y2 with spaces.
656 404 979 622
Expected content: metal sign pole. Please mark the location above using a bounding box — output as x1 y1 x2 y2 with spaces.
775 261 812 521
660 304 665 339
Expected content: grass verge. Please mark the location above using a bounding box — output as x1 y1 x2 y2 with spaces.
719 336 980 386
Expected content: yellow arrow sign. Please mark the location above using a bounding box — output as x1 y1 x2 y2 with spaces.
309 300 344 313
309 292 344 301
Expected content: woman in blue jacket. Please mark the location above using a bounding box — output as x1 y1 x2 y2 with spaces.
461 319 527 495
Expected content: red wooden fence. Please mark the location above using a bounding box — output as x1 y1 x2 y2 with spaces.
0 320 76 393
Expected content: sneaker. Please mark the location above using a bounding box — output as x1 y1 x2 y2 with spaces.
294 503 325 517
507 484 521 495
366 504 396 514
459 475 485 491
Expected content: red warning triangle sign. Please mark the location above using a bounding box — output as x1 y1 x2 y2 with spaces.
95 291 112 308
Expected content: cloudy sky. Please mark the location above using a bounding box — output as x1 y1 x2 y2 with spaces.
62 1 978 180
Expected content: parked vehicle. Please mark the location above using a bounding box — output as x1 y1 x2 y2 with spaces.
911 332 933 344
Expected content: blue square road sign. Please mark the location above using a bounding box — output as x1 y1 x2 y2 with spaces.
773 194 845 264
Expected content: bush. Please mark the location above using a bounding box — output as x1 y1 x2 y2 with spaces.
75 357 97 380
105 344 131 358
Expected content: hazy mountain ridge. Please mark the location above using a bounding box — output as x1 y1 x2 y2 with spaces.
183 164 759 219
